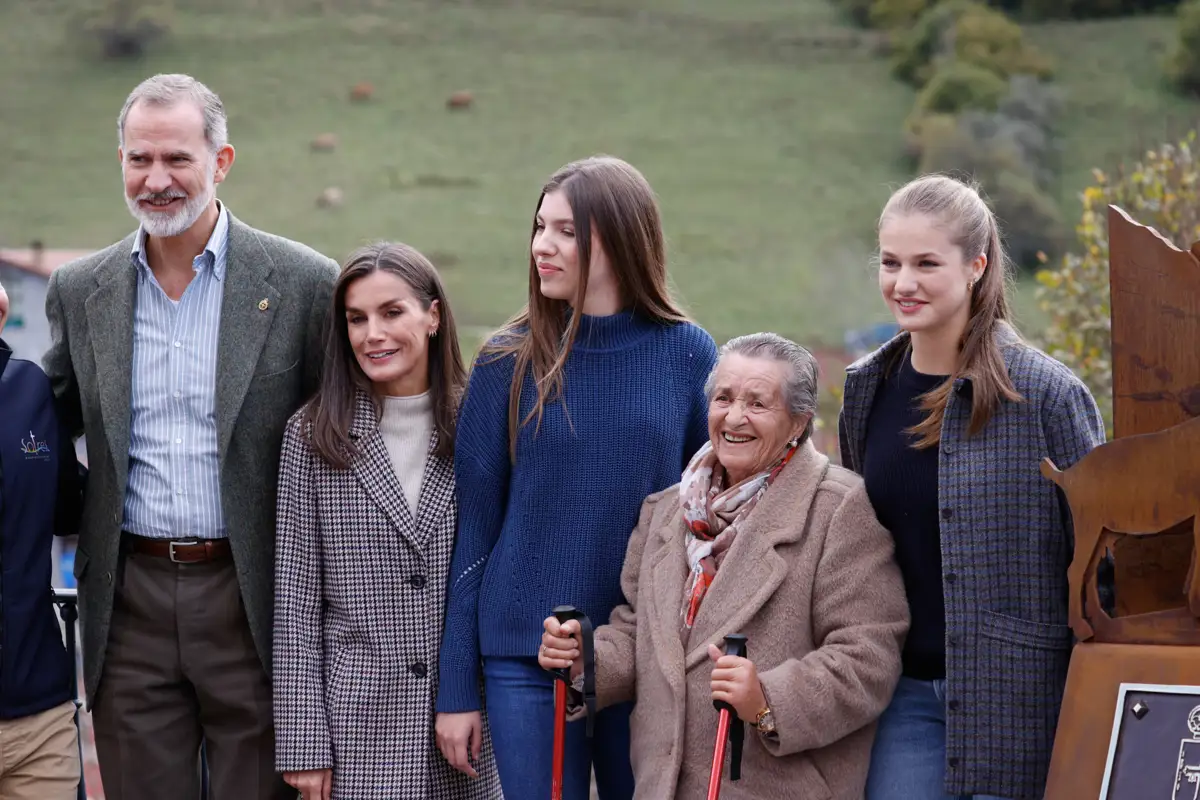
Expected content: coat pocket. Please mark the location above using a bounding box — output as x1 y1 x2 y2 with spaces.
974 611 1071 767
793 753 835 800
252 359 300 382
980 610 1071 651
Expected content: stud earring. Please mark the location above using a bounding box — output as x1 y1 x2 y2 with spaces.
967 278 976 291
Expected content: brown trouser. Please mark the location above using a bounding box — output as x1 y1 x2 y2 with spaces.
0 700 79 800
92 545 292 800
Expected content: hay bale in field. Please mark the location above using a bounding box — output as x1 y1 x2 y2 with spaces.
317 187 344 209
446 90 473 110
310 133 338 152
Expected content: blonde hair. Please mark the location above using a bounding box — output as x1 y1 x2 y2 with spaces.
879 174 1022 448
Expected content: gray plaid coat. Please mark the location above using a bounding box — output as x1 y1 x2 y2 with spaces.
838 324 1105 800
273 392 502 799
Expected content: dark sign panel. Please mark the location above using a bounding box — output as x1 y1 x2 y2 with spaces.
1102 684 1200 799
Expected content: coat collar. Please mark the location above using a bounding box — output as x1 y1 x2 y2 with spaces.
86 231 140 490
85 213 282 481
840 321 1024 472
347 389 453 553
643 440 832 686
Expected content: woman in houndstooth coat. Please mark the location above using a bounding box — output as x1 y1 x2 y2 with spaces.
273 243 502 800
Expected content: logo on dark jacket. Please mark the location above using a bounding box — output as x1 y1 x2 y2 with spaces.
20 430 51 460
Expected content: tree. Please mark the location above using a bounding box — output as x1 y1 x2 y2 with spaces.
1034 132 1200 434
1165 0 1200 94
77 0 172 59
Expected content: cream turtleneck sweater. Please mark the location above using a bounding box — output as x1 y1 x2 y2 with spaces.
378 391 434 515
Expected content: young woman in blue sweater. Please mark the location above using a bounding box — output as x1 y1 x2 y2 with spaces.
435 156 717 799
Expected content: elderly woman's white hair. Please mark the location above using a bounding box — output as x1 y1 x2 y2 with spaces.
703 332 819 444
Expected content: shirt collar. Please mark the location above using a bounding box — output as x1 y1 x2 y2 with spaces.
130 200 230 281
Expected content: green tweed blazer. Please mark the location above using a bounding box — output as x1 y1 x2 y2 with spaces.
43 213 338 706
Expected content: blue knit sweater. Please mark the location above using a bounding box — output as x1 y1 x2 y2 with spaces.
436 311 717 713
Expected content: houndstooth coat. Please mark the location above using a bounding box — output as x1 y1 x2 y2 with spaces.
273 391 503 800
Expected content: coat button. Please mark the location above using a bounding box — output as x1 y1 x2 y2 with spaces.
945 573 958 584
949 757 960 769
409 574 427 590
948 699 960 711
410 662 428 678
940 507 953 520
105 571 113 584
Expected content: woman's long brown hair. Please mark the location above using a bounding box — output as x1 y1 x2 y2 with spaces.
304 242 467 469
879 174 1023 449
482 155 690 461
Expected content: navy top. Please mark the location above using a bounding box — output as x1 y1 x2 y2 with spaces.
436 311 717 713
863 350 947 680
0 340 83 719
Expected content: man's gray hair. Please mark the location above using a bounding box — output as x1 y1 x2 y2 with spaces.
117 74 228 153
704 332 820 444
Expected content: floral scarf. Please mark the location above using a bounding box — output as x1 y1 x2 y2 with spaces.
679 439 799 632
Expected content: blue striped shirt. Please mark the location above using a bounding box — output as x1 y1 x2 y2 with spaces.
122 204 229 540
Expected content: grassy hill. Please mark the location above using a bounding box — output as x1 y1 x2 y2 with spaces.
1 0 1197 353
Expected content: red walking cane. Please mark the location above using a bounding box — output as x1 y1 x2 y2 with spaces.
549 605 596 800
707 633 749 800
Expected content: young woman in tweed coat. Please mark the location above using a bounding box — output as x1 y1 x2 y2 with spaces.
840 174 1105 800
272 243 502 800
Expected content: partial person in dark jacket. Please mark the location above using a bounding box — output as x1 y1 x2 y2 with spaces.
0 279 85 799
840 174 1105 800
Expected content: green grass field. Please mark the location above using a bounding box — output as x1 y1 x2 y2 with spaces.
1 0 1197 352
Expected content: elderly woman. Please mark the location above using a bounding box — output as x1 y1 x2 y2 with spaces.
538 332 909 799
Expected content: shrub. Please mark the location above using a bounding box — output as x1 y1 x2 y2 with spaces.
954 6 1054 81
956 74 1064 186
1016 0 1181 20
894 0 1053 87
77 0 172 59
914 60 1009 115
846 0 1182 28
986 171 1069 270
903 111 962 162
868 0 936 30
834 0 875 26
1165 0 1200 94
1034 132 1200 433
959 108 1058 185
915 121 1067 270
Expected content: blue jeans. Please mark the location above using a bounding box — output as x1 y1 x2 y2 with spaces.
483 656 635 800
866 677 1007 800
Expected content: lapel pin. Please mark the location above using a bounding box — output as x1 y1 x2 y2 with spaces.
258 298 270 311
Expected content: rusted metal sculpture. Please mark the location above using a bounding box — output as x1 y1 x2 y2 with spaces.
1044 205 1200 799
1041 415 1200 643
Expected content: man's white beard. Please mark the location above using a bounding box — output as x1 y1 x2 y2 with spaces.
125 161 217 238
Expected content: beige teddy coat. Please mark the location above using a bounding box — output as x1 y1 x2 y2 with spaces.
587 441 909 799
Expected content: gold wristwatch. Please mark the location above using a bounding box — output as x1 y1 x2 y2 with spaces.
755 705 777 736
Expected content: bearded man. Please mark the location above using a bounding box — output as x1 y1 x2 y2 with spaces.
43 73 337 800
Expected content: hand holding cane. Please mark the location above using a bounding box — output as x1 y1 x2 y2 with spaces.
707 633 748 800
547 605 596 800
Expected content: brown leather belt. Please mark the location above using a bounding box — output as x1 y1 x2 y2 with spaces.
123 534 232 564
